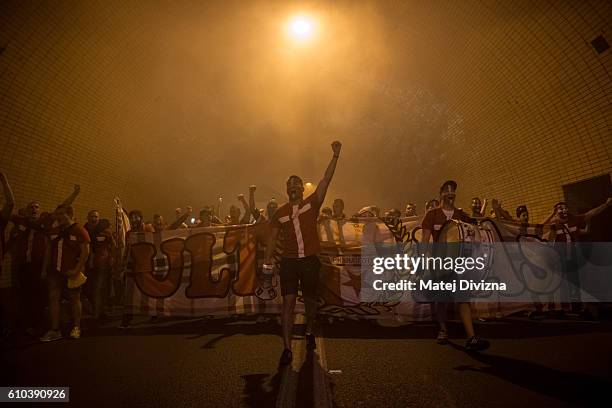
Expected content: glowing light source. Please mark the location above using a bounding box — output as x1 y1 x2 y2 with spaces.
304 182 316 195
287 16 315 41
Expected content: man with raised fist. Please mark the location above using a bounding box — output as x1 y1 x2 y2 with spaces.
40 205 90 342
264 141 342 365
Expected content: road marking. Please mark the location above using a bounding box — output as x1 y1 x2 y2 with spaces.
313 327 334 408
275 315 306 408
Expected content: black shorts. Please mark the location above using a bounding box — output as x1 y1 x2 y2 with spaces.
47 269 82 294
279 255 321 299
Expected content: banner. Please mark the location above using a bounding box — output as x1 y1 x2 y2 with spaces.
124 216 552 320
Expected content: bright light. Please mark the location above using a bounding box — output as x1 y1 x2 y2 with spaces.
288 16 315 41
304 182 316 195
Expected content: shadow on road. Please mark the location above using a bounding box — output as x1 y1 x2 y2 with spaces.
240 349 316 408
449 342 611 406
3 315 611 353
296 350 315 408
320 318 612 341
241 371 282 408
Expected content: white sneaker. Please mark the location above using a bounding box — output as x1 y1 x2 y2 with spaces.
40 330 63 342
69 326 81 339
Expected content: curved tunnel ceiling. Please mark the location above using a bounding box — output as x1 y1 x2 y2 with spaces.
0 0 610 221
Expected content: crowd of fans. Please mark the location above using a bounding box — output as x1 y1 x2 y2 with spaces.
0 171 611 343
0 178 286 341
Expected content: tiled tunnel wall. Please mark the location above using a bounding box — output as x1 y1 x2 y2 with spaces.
0 0 610 226
0 1 161 223
436 0 612 221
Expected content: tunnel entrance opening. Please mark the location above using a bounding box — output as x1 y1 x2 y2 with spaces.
563 173 612 242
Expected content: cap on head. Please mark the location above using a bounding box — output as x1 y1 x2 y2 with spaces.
440 180 457 194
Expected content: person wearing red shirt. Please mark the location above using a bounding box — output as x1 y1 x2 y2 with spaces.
545 200 612 243
9 207 53 335
40 205 90 342
84 211 116 322
264 141 342 366
545 198 612 313
8 184 80 336
420 180 489 351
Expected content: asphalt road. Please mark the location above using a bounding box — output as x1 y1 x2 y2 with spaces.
2 315 611 407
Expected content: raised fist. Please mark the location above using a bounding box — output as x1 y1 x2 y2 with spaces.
331 141 342 155
237 193 245 201
74 184 81 193
249 185 257 192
